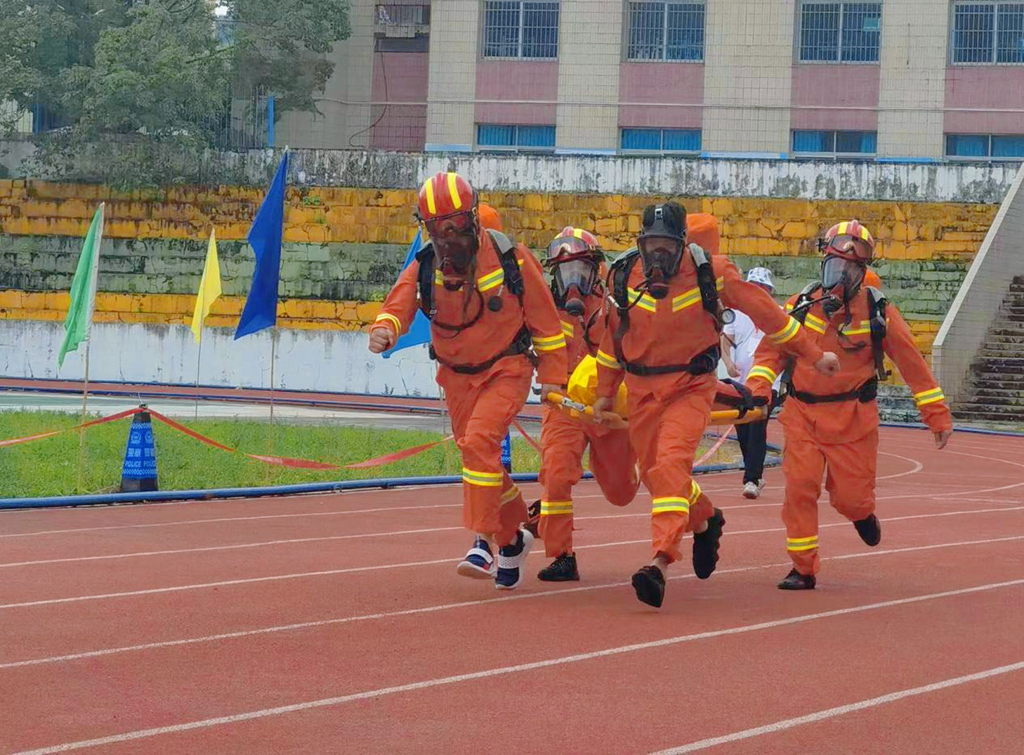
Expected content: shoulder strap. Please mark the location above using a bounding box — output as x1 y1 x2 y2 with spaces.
779 282 823 401
415 242 436 319
609 249 641 310
688 243 720 323
486 229 525 302
865 286 890 381
607 249 641 367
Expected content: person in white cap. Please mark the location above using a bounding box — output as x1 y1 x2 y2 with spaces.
721 267 778 498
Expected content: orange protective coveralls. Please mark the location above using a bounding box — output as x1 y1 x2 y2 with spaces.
595 215 825 563
747 288 953 575
539 293 639 557
372 231 568 547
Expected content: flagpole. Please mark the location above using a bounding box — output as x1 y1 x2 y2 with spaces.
194 326 204 421
266 329 277 485
78 344 91 494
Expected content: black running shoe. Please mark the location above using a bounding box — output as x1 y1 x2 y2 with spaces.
538 553 579 582
853 514 881 547
777 568 816 590
692 508 726 580
631 565 666 608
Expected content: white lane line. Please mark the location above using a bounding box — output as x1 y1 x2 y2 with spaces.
650 660 1024 754
876 451 924 479
4 533 1024 670
14 577 1024 755
574 505 1024 553
0 503 464 540
3 507 1023 608
0 502 789 569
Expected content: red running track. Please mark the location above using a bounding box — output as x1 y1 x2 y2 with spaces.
2 425 1024 754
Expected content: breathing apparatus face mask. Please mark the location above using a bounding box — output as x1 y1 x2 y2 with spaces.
427 212 478 277
552 260 598 316
821 255 865 315
638 237 683 299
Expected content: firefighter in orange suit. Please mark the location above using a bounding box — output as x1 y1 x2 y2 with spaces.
746 220 953 590
368 172 568 590
536 227 640 582
593 204 839 608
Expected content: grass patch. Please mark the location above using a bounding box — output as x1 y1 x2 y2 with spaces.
0 410 739 499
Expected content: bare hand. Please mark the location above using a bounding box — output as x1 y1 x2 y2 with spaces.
814 351 840 377
934 429 952 450
368 327 395 354
726 363 741 379
592 396 613 423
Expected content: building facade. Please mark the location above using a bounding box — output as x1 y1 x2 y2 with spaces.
275 0 1024 162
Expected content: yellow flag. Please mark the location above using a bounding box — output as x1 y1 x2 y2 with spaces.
191 229 222 343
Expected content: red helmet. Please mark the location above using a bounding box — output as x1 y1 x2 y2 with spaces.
417 172 478 237
822 220 875 264
545 226 602 266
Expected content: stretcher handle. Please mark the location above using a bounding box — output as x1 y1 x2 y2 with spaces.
543 392 630 430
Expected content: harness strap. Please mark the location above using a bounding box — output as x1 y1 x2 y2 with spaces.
790 377 878 405
430 326 534 375
620 344 721 377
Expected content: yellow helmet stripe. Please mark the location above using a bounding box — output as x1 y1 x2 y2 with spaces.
573 228 583 239
447 173 462 210
423 179 437 215
837 221 849 235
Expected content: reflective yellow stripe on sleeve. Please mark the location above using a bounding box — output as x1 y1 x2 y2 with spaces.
596 349 622 370
770 317 802 345
532 333 567 352
914 387 946 407
373 313 402 333
747 365 778 385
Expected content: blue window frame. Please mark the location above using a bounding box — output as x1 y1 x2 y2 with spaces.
946 133 1024 158
483 1 560 59
952 2 1024 64
798 1 882 63
621 128 702 153
626 2 705 62
477 124 556 151
792 130 877 156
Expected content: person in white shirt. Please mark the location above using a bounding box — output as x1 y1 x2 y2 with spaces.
720 267 778 499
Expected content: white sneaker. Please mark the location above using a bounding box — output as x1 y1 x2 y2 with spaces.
743 480 763 499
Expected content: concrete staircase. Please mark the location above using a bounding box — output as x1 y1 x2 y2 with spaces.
954 276 1024 424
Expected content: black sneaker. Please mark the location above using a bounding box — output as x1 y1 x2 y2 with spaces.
692 508 726 580
853 514 881 547
777 568 816 590
524 500 541 538
631 565 666 608
538 553 579 582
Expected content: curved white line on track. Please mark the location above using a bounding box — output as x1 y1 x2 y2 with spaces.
13 576 1024 755
3 534 1023 672
2 501 1021 571
876 450 925 480
650 660 1024 753
1 508 1022 610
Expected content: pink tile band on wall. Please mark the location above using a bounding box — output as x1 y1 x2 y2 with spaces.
475 61 558 125
945 67 1024 134
618 62 703 129
790 64 880 131
370 51 429 151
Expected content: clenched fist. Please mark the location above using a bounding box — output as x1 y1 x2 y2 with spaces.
814 351 840 377
368 327 395 354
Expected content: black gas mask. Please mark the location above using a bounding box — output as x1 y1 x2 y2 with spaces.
637 203 687 300
546 234 600 316
820 255 865 316
425 211 479 279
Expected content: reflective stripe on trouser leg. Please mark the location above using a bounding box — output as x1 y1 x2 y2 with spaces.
781 409 826 576
539 499 574 557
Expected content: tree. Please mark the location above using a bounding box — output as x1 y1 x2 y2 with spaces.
0 0 351 187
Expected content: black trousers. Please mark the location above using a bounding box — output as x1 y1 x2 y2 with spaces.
736 419 768 484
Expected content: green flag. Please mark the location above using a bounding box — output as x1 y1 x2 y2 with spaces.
58 203 104 369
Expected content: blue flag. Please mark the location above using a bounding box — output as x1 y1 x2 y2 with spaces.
235 151 289 339
382 229 432 358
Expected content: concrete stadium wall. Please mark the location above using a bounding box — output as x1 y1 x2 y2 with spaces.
0 320 439 398
2 145 1020 203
